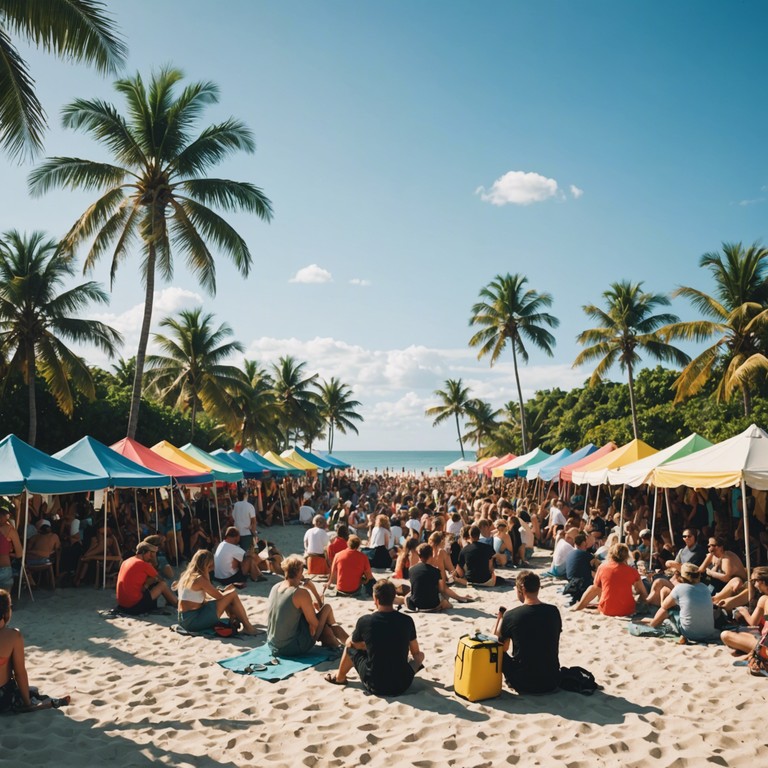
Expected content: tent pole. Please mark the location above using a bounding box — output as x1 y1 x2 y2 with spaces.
617 485 626 543
153 489 159 531
102 490 110 590
664 488 673 542
583 486 589 520
169 485 178 567
134 489 140 541
649 487 659 571
18 493 33 601
213 482 222 541
741 478 753 602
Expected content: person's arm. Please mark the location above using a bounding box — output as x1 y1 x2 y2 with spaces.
736 594 768 627
294 588 320 637
302 577 323 607
197 575 227 600
704 558 730 583
408 638 424 665
572 583 601 611
649 593 677 627
10 629 32 708
633 574 648 602
697 553 714 574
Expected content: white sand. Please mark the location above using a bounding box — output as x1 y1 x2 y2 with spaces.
10 524 768 768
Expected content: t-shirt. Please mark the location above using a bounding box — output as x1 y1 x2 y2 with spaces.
408 562 441 609
670 582 717 640
552 538 575 569
675 544 707 567
351 610 417 695
447 519 463 536
565 548 594 583
116 556 156 608
332 548 372 593
299 505 315 525
369 527 392 549
548 507 567 528
327 536 348 566
304 527 330 555
232 500 256 537
594 560 640 617
457 541 494 584
214 540 245 579
500 603 561 693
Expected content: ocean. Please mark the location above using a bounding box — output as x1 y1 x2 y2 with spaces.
331 450 476 474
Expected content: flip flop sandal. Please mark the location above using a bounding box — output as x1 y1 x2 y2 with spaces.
324 672 347 686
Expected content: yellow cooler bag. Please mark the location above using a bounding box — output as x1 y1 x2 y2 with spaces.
453 633 503 702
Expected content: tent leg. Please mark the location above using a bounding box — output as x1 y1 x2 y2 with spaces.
664 489 673 541
19 494 30 600
617 486 626 543
214 483 222 541
742 478 753 602
583 486 589 521
649 487 659 570
134 489 140 542
103 491 110 590
169 485 178 567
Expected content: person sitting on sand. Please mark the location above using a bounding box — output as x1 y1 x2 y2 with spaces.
495 571 561 694
174 550 259 635
699 535 748 602
214 527 265 585
116 542 178 615
0 499 22 591
365 514 394 569
665 528 707 572
326 524 349 568
643 563 718 641
266 555 347 656
303 515 331 573
324 536 373 597
492 521 516 567
572 543 647 616
324 579 424 694
394 538 419 579
549 527 577 578
406 544 474 611
720 566 768 656
454 524 507 587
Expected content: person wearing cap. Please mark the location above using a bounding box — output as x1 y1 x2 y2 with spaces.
0 499 22 591
25 520 61 567
214 527 265 584
645 562 718 641
116 542 178 615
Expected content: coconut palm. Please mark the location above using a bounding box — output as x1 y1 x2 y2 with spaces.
469 273 558 453
463 399 501 455
28 67 273 439
662 242 768 416
144 308 244 441
425 378 472 459
111 356 135 389
0 229 122 444
318 377 363 453
271 356 319 449
574 280 689 439
0 0 126 159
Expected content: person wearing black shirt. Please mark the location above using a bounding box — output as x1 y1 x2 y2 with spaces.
455 525 507 587
407 544 474 611
563 532 596 603
496 571 561 694
324 579 424 695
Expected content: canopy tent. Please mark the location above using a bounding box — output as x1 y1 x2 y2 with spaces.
527 444 595 482
572 439 657 486
469 456 498 474
444 458 475 474
492 448 542 478
280 448 322 471
559 442 616 483
112 438 214 485
180 443 244 483
151 440 225 481
261 451 306 476
322 452 351 469
482 453 516 477
240 449 295 477
209 449 272 479
606 433 713 488
291 446 337 471
518 447 569 479
502 448 551 478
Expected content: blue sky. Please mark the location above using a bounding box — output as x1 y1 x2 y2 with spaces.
2 1 767 449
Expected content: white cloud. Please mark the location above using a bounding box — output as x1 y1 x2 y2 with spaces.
349 278 371 287
476 170 560 206
569 184 584 199
289 264 333 284
737 198 764 207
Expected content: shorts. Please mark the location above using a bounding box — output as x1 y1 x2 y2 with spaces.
240 535 254 552
119 590 157 615
178 601 219 632
216 571 245 585
0 566 13 590
348 648 414 696
26 556 51 566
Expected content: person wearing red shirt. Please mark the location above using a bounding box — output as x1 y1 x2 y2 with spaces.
325 536 373 596
327 525 349 568
116 542 178 614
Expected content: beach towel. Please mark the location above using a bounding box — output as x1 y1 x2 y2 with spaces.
218 646 331 682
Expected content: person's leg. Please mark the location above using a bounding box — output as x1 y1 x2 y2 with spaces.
328 646 356 683
717 588 749 611
646 577 673 607
713 577 744 603
572 584 601 611
314 604 345 647
721 629 759 655
408 649 425 672
216 591 258 635
149 580 178 608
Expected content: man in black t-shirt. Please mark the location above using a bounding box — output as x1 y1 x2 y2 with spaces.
497 571 561 694
324 579 424 695
407 544 473 611
455 525 504 586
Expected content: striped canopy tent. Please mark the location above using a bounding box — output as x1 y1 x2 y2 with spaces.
291 446 337 471
527 444 595 482
263 451 307 476
519 447 569 479
502 448 551 478
240 449 297 477
469 456 498 474
559 442 617 484
209 449 272 479
492 448 542 478
180 443 244 483
444 458 475 475
281 448 322 472
572 439 657 487
482 453 516 477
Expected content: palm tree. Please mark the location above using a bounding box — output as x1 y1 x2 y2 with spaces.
0 0 126 159
463 399 501 455
28 67 273 439
662 242 768 416
574 280 689 439
224 359 282 452
144 308 244 441
271 356 319 449
318 377 363 453
425 378 472 458
469 273 558 453
111 356 135 389
0 229 122 444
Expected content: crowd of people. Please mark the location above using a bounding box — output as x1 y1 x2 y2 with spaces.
1 468 767 710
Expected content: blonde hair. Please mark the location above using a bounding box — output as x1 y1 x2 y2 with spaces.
282 555 305 580
376 514 390 529
609 543 630 563
174 549 213 593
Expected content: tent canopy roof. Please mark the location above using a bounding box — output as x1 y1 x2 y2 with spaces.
111 438 214 484
209 449 271 478
503 448 551 477
292 446 337 470
559 442 617 483
180 443 244 482
527 444 596 482
492 448 542 477
281 448 321 471
573 439 657 486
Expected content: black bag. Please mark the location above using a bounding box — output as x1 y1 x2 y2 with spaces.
562 577 588 603
558 666 599 695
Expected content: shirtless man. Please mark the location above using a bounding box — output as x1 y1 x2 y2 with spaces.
699 535 747 602
26 521 60 565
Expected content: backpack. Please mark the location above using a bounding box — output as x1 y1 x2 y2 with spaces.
558 665 599 695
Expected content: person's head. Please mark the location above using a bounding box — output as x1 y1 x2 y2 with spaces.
282 555 305 581
751 566 768 593
708 535 727 554
564 526 579 545
136 541 158 560
238 488 246 501
0 497 13 521
608 542 630 563
224 526 240 542
495 521 508 533
679 563 702 584
478 518 491 535
373 579 396 607
574 532 588 549
417 543 433 561
348 535 361 550
376 514 390 529
0 588 11 624
143 534 163 549
515 570 540 597
682 528 698 545
428 531 444 547
469 524 481 541
403 538 419 555
313 514 326 529
335 524 349 540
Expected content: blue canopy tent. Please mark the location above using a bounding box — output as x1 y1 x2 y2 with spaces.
319 452 351 469
0 434 108 597
241 449 300 477
291 446 337 471
210 449 272 479
180 444 244 483
527 443 597 483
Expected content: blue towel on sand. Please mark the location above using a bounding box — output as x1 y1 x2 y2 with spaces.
218 646 331 682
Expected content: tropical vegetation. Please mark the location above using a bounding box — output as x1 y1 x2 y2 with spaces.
425 378 472 458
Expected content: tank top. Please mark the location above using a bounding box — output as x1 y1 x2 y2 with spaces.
267 585 304 650
0 531 11 557
179 585 205 604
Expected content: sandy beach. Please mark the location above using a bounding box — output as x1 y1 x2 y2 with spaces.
9 522 767 768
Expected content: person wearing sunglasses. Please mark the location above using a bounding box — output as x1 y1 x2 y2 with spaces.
698 536 747 603
720 566 768 656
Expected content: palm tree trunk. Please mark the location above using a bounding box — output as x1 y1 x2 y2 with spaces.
27 348 37 446
627 362 639 439
511 343 528 453
190 396 197 441
328 422 334 453
455 412 465 459
127 243 156 439
742 385 752 417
